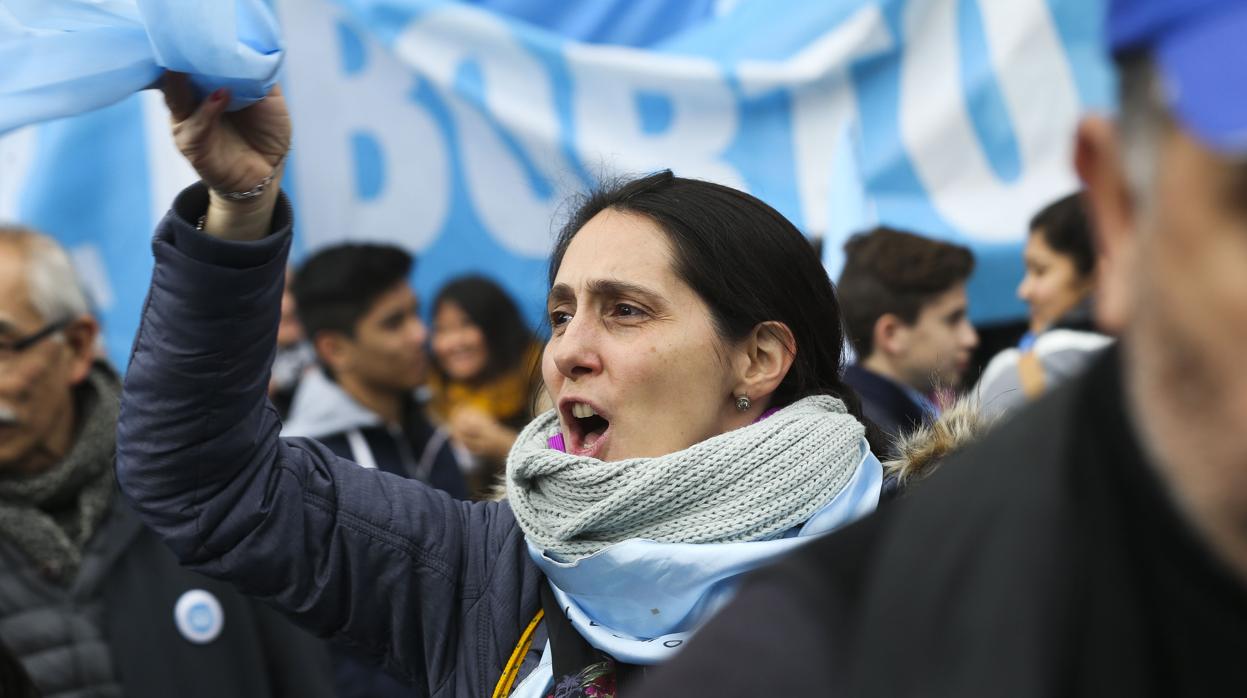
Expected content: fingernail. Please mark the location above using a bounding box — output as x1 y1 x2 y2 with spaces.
210 88 227 102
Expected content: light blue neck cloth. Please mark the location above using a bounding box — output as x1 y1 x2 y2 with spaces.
0 0 283 135
508 438 881 697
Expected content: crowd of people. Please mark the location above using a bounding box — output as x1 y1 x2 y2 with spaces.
2 0 1246 695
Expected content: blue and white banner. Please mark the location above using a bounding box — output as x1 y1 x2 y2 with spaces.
0 0 1112 370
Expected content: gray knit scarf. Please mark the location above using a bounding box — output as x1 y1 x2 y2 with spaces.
506 394 865 560
0 363 118 582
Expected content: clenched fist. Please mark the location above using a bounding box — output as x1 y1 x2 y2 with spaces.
161 72 292 241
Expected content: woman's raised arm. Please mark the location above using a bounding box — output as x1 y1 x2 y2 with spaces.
115 75 542 692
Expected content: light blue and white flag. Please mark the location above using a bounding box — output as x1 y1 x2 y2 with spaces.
0 0 1113 369
0 0 284 131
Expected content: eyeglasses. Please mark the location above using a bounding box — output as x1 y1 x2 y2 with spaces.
0 319 70 361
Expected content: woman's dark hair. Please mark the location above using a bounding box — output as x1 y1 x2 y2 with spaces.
549 170 877 443
432 275 534 384
1029 193 1096 277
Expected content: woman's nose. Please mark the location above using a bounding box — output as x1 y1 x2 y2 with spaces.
551 314 602 380
961 321 980 350
1017 275 1032 302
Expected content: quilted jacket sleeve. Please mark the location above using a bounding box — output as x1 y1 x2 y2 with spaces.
114 183 541 692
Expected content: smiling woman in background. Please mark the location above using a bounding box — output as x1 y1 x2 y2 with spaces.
1018 193 1098 338
115 76 883 698
977 193 1113 415
429 275 540 497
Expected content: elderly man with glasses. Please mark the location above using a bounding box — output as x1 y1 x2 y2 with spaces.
0 226 336 697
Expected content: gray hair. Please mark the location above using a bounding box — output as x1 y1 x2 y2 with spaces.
1115 53 1169 205
0 226 90 323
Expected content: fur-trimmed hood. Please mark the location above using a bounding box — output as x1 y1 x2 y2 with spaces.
883 397 996 487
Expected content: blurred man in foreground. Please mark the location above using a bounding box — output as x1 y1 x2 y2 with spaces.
0 226 333 697
642 0 1247 694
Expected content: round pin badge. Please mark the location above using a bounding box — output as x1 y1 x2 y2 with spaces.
174 589 224 644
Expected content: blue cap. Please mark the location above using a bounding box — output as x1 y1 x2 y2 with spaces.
1109 0 1247 154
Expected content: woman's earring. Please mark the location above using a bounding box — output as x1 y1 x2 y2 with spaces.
735 395 752 412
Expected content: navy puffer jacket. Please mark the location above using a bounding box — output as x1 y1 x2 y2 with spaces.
115 184 544 697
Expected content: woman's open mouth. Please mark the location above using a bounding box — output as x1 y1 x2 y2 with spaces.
561 400 611 459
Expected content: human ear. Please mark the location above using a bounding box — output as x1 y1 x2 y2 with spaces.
62 315 99 386
1075 116 1136 332
734 321 796 406
314 331 353 374
873 313 908 358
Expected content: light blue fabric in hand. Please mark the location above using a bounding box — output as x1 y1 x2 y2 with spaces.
0 0 283 135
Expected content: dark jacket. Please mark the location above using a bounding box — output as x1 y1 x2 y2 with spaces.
282 368 468 696
843 363 930 460
640 348 1247 696
0 361 333 698
0 490 334 698
115 184 544 698
0 637 37 698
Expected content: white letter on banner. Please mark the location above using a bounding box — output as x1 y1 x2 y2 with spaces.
393 6 573 257
565 43 744 191
737 6 893 238
900 0 1080 241
274 0 448 251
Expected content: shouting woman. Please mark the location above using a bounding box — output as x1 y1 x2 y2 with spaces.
115 76 882 697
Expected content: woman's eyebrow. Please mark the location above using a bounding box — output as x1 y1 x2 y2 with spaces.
548 279 665 306
547 283 574 307
585 279 664 304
